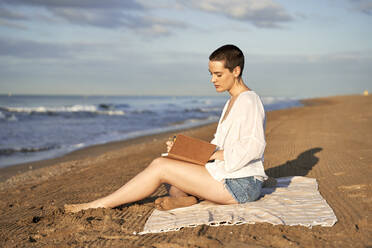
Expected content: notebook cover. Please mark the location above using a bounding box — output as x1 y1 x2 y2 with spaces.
163 134 217 165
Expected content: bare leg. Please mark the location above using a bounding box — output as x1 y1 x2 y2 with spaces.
168 185 205 201
153 185 199 211
169 185 188 197
154 185 208 210
65 157 237 213
154 196 198 211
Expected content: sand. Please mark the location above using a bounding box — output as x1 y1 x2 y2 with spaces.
0 94 371 247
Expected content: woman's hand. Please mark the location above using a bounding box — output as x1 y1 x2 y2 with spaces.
209 150 224 161
166 140 174 152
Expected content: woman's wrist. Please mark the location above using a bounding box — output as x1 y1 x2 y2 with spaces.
210 150 224 161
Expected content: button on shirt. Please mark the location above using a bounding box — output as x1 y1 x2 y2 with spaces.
205 91 268 182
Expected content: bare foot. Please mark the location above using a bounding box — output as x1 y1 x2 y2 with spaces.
64 202 100 213
263 177 277 188
154 196 198 211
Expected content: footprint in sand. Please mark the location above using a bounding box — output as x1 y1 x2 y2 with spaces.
333 172 345 176
337 184 371 202
338 184 367 191
347 192 367 198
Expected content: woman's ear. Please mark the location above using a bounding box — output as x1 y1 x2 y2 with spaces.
233 66 241 78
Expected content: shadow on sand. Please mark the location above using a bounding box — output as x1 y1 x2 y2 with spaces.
265 147 323 178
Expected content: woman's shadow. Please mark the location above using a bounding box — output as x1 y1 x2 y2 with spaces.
265 147 323 178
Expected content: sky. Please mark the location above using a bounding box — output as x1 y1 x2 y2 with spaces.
0 0 371 98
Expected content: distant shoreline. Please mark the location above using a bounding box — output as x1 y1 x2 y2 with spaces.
0 94 303 178
0 122 218 183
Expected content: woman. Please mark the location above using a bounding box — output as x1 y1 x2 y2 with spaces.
65 44 268 213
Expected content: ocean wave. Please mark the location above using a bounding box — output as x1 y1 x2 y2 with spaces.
98 103 131 110
1 105 125 116
186 99 214 105
98 103 114 110
168 115 218 126
184 116 218 123
96 110 125 116
0 111 18 121
131 109 156 114
183 107 220 113
8 114 17 121
202 99 212 105
114 103 131 109
0 145 57 156
261 97 302 111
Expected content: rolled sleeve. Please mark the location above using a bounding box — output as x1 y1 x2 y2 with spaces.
210 134 217 146
223 134 265 172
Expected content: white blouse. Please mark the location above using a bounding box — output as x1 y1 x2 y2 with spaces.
205 91 268 182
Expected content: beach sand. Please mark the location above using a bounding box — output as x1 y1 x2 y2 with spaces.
0 95 371 247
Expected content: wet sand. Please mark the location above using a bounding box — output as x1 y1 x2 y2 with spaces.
0 95 371 247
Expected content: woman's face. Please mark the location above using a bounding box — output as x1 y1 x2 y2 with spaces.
208 60 235 93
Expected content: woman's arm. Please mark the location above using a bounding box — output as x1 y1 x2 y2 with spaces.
209 150 224 161
222 96 266 172
223 129 265 172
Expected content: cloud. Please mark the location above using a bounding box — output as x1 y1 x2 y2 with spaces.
47 7 187 35
0 6 29 29
0 37 107 59
134 16 188 36
0 0 292 35
0 38 64 59
0 0 187 36
0 7 28 20
349 0 372 15
0 0 142 10
183 0 293 28
136 0 185 10
245 51 372 65
0 19 27 29
49 8 140 29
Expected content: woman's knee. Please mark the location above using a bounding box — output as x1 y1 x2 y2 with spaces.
150 157 182 184
148 157 167 169
147 157 170 179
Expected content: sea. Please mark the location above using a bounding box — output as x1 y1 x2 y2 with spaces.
0 94 302 168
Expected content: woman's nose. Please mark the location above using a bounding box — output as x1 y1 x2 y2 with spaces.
211 75 216 83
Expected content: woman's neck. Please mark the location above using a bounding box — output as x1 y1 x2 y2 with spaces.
229 78 250 98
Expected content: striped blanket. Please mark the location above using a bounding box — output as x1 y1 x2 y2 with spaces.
140 176 337 234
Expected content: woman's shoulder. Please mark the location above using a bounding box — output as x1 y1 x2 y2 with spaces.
234 91 265 116
237 91 261 105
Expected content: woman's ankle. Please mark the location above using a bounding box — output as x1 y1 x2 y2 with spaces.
89 199 107 209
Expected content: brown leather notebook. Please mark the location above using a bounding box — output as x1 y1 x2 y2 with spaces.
162 134 217 166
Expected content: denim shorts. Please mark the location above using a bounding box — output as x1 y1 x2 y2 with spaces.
224 176 263 203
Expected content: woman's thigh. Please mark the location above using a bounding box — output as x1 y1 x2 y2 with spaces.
151 157 237 204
